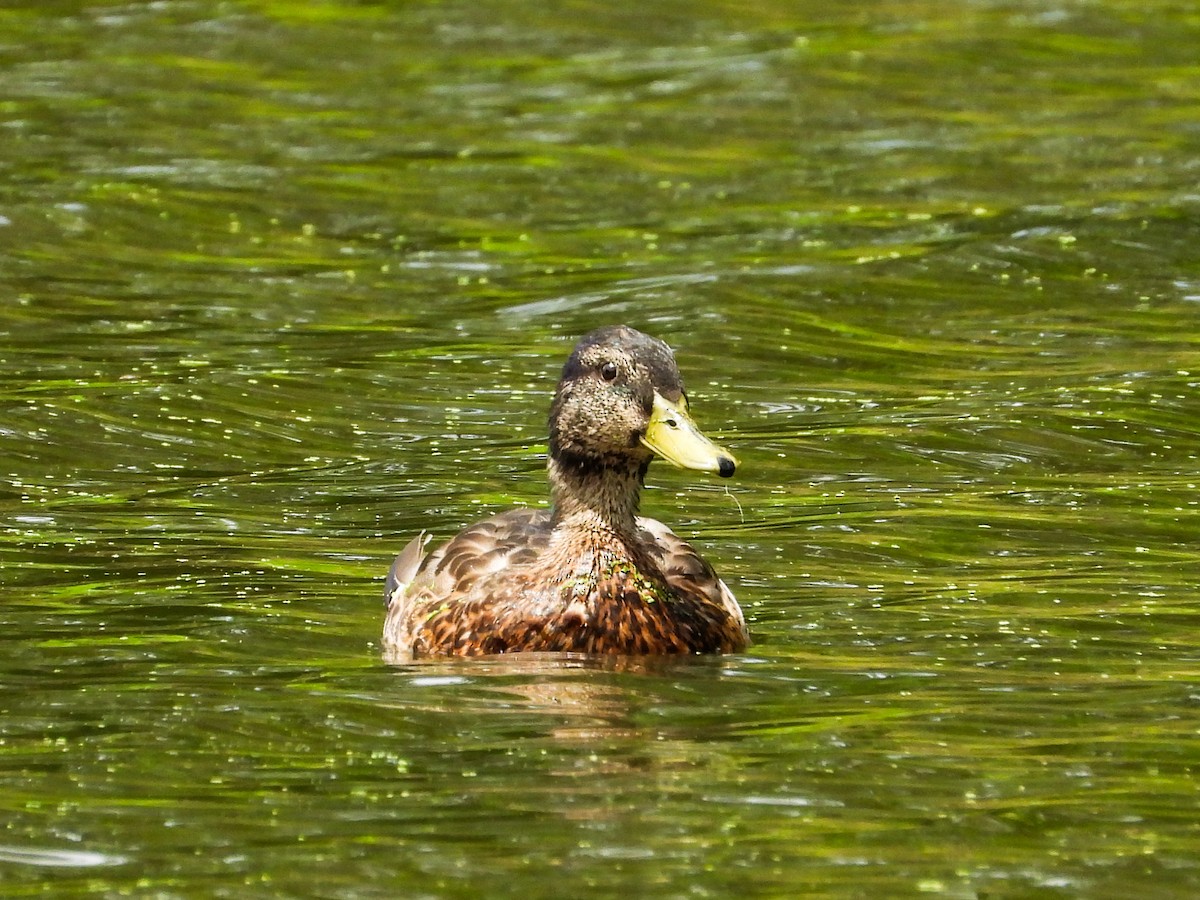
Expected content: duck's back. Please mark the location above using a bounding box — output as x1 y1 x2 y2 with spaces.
382 509 746 659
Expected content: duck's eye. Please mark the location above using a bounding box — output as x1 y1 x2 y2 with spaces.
599 362 618 382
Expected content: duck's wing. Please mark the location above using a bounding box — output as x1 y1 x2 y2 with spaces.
432 508 550 593
384 531 431 604
382 508 553 659
637 516 748 642
386 508 552 609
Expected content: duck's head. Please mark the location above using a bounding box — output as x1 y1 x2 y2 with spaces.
548 325 737 479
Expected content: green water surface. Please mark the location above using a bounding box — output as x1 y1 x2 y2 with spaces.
1 1 1199 897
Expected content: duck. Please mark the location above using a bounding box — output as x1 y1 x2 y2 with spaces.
381 324 748 660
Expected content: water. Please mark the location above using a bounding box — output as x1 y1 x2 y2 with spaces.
2 1 1199 896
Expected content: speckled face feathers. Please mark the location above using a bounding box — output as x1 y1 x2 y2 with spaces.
548 325 685 472
549 325 737 480
558 325 683 397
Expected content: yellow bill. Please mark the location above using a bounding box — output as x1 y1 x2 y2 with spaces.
641 392 738 478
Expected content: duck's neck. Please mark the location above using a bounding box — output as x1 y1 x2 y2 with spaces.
548 453 647 537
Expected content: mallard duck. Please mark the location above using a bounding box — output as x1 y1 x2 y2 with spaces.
381 324 747 659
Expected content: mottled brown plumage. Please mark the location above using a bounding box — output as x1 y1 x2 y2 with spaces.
382 325 747 661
